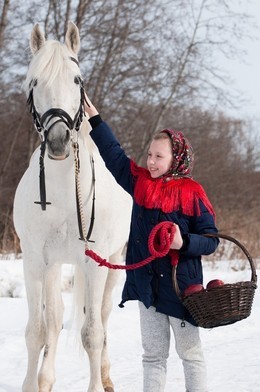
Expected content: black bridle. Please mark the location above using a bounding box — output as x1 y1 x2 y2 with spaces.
26 56 95 243
26 57 85 211
27 56 85 135
27 76 85 136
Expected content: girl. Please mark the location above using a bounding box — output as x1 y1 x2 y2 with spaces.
84 95 219 392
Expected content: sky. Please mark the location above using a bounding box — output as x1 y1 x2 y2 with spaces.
0 257 259 392
223 1 260 123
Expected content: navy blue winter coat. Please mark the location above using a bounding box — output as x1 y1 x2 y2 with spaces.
90 116 219 326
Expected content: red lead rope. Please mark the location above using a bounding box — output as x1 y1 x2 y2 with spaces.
85 221 179 270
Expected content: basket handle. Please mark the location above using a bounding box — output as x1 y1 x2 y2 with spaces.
203 233 257 284
172 232 257 299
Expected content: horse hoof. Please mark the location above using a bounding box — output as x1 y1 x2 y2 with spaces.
105 388 114 392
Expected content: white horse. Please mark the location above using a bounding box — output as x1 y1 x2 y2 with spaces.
13 22 131 392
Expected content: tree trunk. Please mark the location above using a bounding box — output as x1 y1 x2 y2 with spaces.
0 0 10 49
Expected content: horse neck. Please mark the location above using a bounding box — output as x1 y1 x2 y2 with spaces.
79 119 96 155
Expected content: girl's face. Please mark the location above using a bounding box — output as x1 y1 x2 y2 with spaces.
147 138 173 178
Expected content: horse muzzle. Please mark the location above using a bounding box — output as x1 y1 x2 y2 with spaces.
46 127 71 160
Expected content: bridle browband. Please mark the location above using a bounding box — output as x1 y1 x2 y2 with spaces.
26 56 95 243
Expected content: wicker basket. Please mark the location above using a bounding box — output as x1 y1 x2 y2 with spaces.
172 233 258 328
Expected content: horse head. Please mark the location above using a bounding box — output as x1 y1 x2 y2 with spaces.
25 22 85 160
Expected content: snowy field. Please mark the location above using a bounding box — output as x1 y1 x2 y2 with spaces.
0 256 259 392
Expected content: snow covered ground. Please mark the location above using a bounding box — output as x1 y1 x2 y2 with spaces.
0 256 259 392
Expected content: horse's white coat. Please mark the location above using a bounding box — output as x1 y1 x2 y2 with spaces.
13 22 132 392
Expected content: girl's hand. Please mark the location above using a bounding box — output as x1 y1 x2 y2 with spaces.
170 223 183 250
84 93 99 118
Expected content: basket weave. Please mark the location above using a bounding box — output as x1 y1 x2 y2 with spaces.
172 233 258 328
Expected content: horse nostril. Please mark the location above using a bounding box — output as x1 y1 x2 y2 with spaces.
65 129 70 143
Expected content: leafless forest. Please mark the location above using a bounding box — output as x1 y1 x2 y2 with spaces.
0 0 259 258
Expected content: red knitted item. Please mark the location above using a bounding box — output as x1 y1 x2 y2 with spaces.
85 221 179 270
130 160 215 217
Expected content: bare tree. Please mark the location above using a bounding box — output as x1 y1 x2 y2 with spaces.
0 0 259 256
0 0 10 49
120 0 252 163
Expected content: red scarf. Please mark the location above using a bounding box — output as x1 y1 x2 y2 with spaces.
130 160 215 218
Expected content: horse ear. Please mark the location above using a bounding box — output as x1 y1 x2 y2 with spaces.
30 24 46 54
65 21 80 55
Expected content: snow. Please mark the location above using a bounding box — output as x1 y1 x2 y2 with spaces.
0 256 259 392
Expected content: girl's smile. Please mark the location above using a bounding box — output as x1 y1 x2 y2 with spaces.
147 139 173 178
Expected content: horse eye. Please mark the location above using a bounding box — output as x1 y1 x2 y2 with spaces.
74 76 80 85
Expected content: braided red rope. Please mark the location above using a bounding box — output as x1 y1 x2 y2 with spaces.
85 221 179 270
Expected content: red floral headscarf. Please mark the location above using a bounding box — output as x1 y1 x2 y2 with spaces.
160 129 194 179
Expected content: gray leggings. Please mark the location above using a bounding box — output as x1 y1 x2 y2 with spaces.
139 302 207 392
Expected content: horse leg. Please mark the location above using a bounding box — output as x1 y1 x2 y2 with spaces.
38 263 64 392
100 248 124 392
81 262 109 392
22 259 46 392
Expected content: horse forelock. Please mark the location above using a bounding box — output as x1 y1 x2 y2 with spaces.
24 40 80 93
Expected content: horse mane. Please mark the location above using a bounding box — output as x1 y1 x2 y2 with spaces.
23 40 80 93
